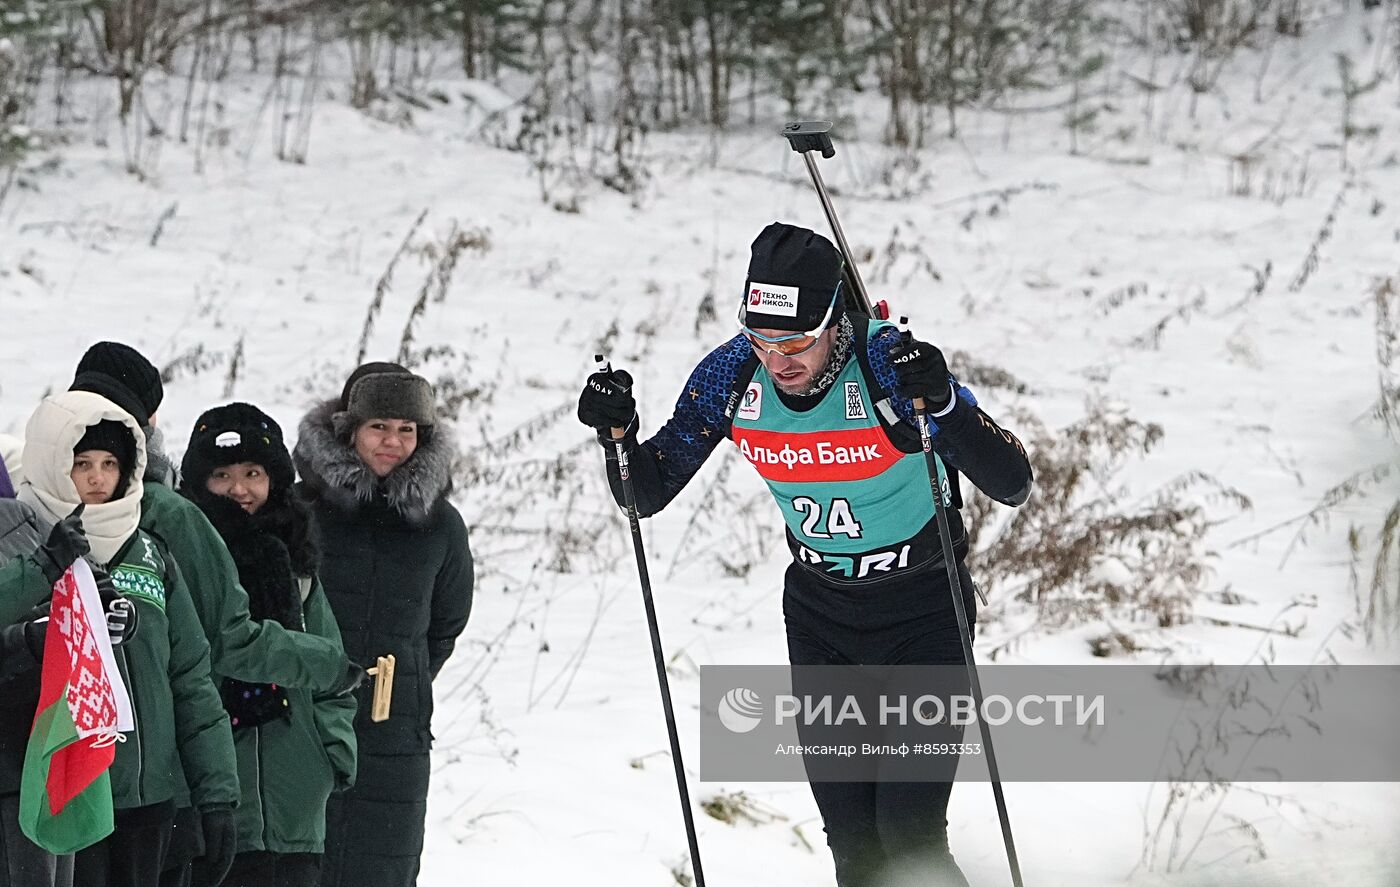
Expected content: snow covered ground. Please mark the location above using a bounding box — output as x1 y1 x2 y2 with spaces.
2 5 1398 886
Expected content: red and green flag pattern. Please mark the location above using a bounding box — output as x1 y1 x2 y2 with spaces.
19 560 134 855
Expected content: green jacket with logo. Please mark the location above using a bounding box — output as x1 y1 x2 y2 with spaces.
227 576 357 854
105 529 239 811
140 483 349 692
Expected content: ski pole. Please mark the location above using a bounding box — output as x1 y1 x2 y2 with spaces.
898 318 1025 887
781 120 884 320
595 355 707 887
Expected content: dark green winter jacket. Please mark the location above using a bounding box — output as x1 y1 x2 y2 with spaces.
105 529 240 812
0 497 49 796
228 576 357 853
140 482 350 692
0 554 50 627
0 494 51 627
179 452 360 856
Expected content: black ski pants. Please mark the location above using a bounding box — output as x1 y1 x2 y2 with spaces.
72 801 174 887
224 851 321 887
0 793 73 887
784 562 975 887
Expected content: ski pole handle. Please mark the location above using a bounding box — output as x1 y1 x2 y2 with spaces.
896 316 931 411
781 120 876 316
593 354 629 441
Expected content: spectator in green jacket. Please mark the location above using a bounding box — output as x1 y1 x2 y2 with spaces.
16 391 239 887
0 488 88 628
68 343 362 694
179 403 357 887
0 457 92 887
66 342 364 886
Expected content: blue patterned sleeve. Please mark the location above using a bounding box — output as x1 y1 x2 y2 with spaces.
600 335 752 516
867 324 976 431
867 324 1033 507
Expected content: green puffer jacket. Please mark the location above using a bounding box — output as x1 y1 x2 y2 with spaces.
106 529 240 811
140 482 350 692
0 554 50 627
228 577 357 854
0 489 51 627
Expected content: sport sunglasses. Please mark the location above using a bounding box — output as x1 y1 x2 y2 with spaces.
738 284 841 356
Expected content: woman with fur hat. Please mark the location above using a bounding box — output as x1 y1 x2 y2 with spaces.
179 403 357 887
293 363 473 887
15 391 238 887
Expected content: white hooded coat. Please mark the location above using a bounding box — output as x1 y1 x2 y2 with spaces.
17 390 147 565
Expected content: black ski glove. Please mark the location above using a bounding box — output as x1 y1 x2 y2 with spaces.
93 567 138 647
192 805 237 887
889 335 954 412
577 368 636 433
34 505 90 585
0 620 36 666
329 661 368 698
0 618 47 663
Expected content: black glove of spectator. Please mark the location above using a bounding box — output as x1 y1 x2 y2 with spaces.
191 806 237 887
34 505 90 585
0 619 42 665
330 661 368 698
577 368 636 432
24 619 46 660
93 568 138 647
889 335 953 412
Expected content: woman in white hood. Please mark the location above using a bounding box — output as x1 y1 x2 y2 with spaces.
15 391 238 887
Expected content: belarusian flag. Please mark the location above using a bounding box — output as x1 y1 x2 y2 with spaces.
19 559 134 854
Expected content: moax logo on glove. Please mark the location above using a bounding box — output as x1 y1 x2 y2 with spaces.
893 347 922 365
738 382 763 421
746 282 800 318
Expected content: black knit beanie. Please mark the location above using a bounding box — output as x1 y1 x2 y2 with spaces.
338 362 436 428
739 223 845 332
70 342 164 428
182 403 295 497
73 420 137 498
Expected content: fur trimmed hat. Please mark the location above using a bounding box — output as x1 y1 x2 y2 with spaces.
70 342 164 428
739 222 845 333
338 362 436 428
182 403 295 497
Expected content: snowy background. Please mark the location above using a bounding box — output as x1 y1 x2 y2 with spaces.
2 3 1399 885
